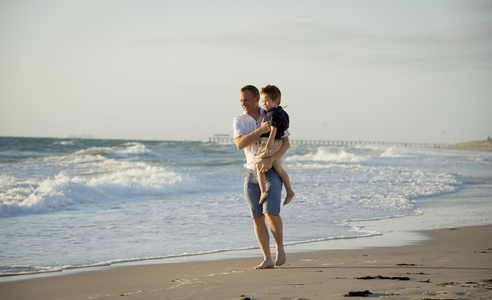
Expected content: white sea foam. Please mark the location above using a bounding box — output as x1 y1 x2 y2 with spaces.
121 142 149 154
287 147 365 163
70 142 157 159
0 161 185 217
380 147 402 157
0 175 14 186
1 138 490 279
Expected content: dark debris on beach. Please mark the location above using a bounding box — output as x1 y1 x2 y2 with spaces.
356 275 410 281
344 290 372 297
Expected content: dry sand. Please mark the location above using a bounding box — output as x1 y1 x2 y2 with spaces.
1 225 491 300
445 140 492 152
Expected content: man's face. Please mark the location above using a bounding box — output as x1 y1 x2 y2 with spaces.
239 90 259 114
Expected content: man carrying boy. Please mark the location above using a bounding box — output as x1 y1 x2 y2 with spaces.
233 85 290 269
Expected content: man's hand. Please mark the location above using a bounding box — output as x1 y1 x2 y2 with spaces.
259 157 273 172
234 121 270 151
258 121 271 135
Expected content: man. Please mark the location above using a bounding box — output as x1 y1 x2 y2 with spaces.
233 85 291 269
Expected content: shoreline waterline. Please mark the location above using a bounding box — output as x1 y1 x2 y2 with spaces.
2 183 491 283
0 229 432 283
2 225 490 300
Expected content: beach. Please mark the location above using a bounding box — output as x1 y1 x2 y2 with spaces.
445 141 492 153
1 138 491 299
1 224 491 300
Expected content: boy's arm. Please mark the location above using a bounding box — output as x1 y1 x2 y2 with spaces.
259 136 290 172
234 121 270 150
265 126 277 154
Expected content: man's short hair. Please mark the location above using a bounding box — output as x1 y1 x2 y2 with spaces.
240 85 260 98
261 85 281 104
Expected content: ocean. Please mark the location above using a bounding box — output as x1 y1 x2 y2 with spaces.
1 137 491 277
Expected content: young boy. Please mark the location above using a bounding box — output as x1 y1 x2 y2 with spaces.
256 85 295 205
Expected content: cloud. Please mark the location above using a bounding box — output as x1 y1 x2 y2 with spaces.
115 19 492 72
118 21 363 47
235 21 492 71
412 20 492 69
455 0 492 11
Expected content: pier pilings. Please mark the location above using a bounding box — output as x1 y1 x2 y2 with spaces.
208 136 444 148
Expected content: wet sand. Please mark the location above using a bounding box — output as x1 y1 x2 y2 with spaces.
1 225 491 299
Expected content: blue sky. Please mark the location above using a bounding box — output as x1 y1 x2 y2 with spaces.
1 0 491 143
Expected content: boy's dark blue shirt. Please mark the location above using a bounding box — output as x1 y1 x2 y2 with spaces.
261 106 290 140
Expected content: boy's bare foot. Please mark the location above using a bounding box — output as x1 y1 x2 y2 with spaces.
259 192 269 204
275 247 286 266
254 259 274 269
283 191 295 205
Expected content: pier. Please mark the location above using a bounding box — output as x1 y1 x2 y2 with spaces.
208 135 444 148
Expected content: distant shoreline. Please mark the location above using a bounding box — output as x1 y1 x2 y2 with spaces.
445 140 492 152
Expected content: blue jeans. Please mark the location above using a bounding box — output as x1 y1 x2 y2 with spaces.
244 168 282 218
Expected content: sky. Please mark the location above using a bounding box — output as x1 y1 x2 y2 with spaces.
1 0 491 144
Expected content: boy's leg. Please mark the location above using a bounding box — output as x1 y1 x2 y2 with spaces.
273 163 295 205
256 140 270 205
257 169 269 204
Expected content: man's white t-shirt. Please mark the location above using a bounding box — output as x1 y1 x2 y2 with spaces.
233 108 290 170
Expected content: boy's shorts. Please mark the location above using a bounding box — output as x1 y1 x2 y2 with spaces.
256 137 283 168
244 168 282 218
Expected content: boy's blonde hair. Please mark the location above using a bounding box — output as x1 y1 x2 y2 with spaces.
261 85 281 104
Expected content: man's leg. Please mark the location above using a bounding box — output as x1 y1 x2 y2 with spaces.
266 214 286 266
253 216 274 269
263 168 286 266
244 169 274 269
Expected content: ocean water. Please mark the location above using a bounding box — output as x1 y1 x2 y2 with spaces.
1 137 491 277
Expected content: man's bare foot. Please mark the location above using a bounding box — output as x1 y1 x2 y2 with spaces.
254 259 274 269
259 192 269 204
283 191 295 205
275 247 286 266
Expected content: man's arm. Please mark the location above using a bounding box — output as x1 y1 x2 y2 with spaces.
234 121 270 150
259 136 290 172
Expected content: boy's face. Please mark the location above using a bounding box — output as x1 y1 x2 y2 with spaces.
261 94 278 110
